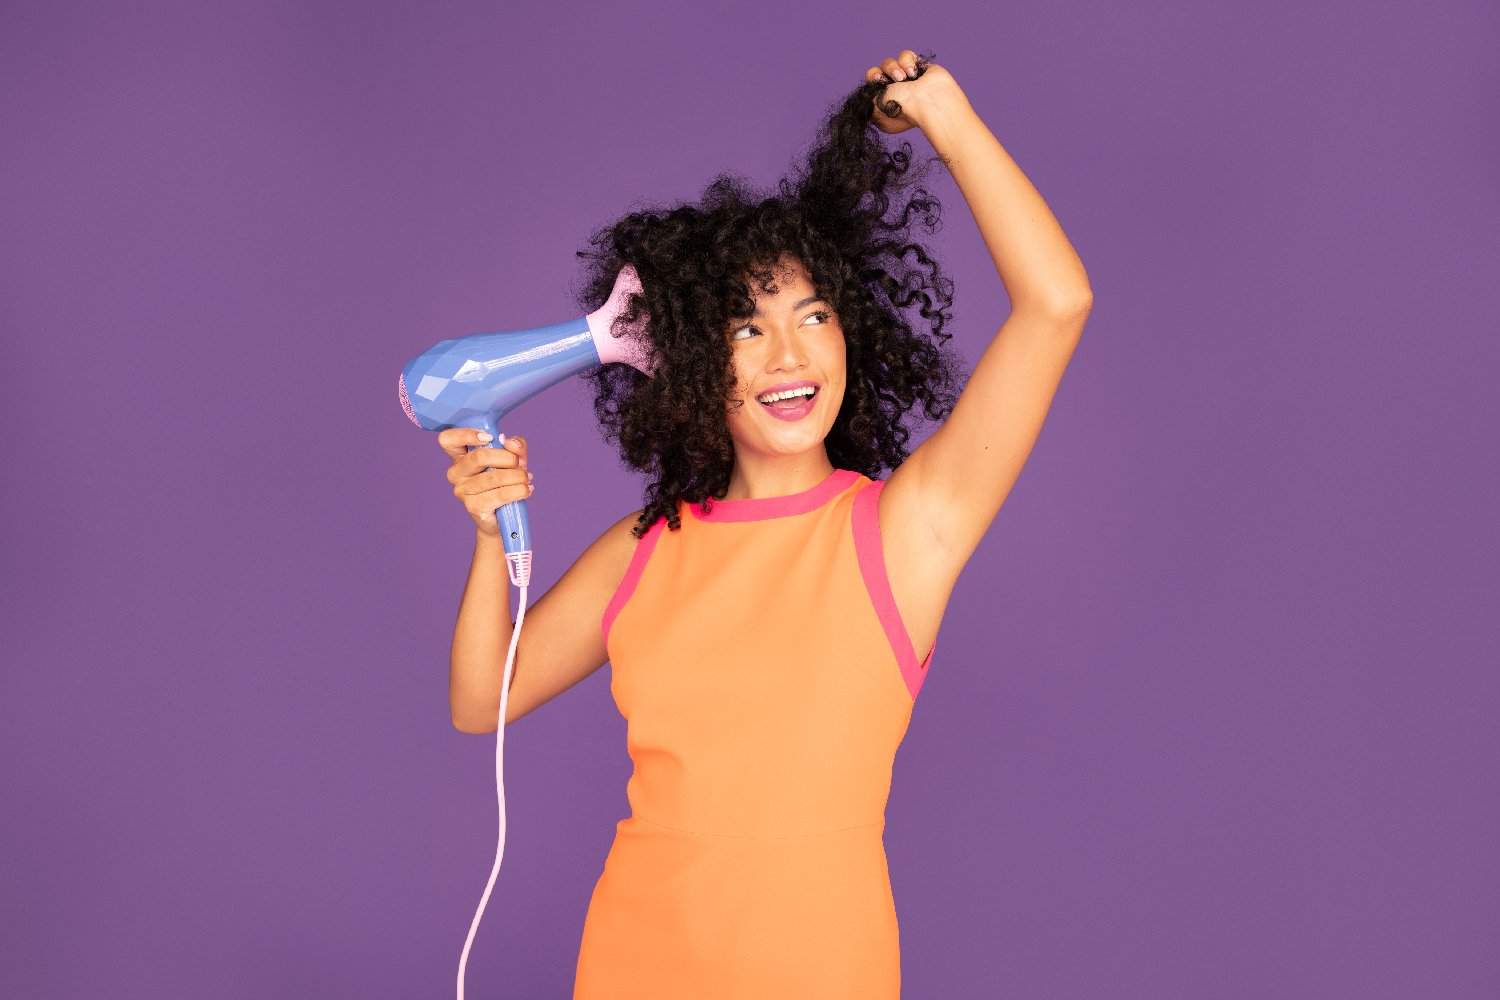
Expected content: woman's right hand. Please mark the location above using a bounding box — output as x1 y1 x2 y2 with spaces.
439 428 534 536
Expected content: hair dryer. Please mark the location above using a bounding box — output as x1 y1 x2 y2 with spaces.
398 263 657 586
397 264 654 1000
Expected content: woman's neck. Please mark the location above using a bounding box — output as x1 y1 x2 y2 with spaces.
719 454 837 501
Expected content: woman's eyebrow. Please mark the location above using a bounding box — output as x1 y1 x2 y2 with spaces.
752 295 826 317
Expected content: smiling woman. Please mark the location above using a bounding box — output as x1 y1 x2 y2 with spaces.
542 47 1090 1000
569 66 966 536
715 257 853 496
559 53 969 999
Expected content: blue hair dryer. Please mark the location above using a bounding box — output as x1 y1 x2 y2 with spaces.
398 264 656 585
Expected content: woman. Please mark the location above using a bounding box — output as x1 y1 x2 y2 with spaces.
441 50 1091 999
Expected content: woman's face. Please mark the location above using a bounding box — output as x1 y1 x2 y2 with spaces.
723 256 846 460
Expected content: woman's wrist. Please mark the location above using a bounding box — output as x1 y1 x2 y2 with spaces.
914 95 981 151
904 72 974 128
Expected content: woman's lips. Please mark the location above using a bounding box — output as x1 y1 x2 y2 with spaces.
758 388 818 422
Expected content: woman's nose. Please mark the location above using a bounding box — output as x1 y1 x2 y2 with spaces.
767 329 808 367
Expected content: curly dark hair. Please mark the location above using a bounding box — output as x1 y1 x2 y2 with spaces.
569 53 966 539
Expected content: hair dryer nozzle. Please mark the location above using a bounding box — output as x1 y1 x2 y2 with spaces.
586 264 658 376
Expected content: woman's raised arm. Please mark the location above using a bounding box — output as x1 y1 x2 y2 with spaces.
873 53 1093 578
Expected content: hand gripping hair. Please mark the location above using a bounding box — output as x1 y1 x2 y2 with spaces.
396 264 656 1000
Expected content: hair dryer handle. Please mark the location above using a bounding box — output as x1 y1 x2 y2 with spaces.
462 423 533 584
475 450 530 553
498 494 530 550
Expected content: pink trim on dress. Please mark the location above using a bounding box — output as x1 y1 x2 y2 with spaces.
851 479 936 701
602 516 667 649
687 468 862 522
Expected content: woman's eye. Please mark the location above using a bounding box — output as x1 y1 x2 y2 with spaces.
729 311 832 342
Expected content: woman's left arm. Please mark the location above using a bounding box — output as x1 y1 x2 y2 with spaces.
877 55 1093 575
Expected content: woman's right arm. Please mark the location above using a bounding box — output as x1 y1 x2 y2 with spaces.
439 427 642 732
450 528 520 730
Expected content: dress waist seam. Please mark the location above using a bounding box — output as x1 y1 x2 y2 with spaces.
629 813 884 841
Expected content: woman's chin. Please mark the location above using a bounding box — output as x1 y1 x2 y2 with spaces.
733 428 828 457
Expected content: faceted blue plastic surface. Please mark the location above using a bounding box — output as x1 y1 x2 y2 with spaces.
399 315 604 558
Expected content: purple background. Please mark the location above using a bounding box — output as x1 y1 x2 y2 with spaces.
3 1 1496 997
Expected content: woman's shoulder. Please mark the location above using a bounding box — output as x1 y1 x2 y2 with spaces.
566 507 651 604
603 506 652 548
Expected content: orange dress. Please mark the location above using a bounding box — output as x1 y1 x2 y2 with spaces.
574 468 937 999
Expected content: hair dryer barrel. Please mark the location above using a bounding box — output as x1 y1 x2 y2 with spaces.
398 316 603 432
397 265 655 563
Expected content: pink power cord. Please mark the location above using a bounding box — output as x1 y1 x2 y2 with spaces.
455 431 530 999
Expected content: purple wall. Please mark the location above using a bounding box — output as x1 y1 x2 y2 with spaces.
3 1 1496 997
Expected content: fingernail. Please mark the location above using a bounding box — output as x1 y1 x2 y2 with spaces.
892 69 904 81
476 432 492 442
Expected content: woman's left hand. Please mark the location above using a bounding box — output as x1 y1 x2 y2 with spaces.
864 50 970 135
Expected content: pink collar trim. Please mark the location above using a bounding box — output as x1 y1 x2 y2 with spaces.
687 468 862 522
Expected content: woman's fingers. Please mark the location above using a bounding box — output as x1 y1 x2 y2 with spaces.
467 436 526 475
455 467 534 498
436 430 533 532
437 426 490 460
867 50 922 84
442 431 530 491
463 477 535 526
436 428 526 464
505 435 527 469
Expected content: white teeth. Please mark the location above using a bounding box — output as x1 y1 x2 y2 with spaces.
757 386 817 404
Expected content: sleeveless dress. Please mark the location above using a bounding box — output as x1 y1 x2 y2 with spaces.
573 467 938 999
